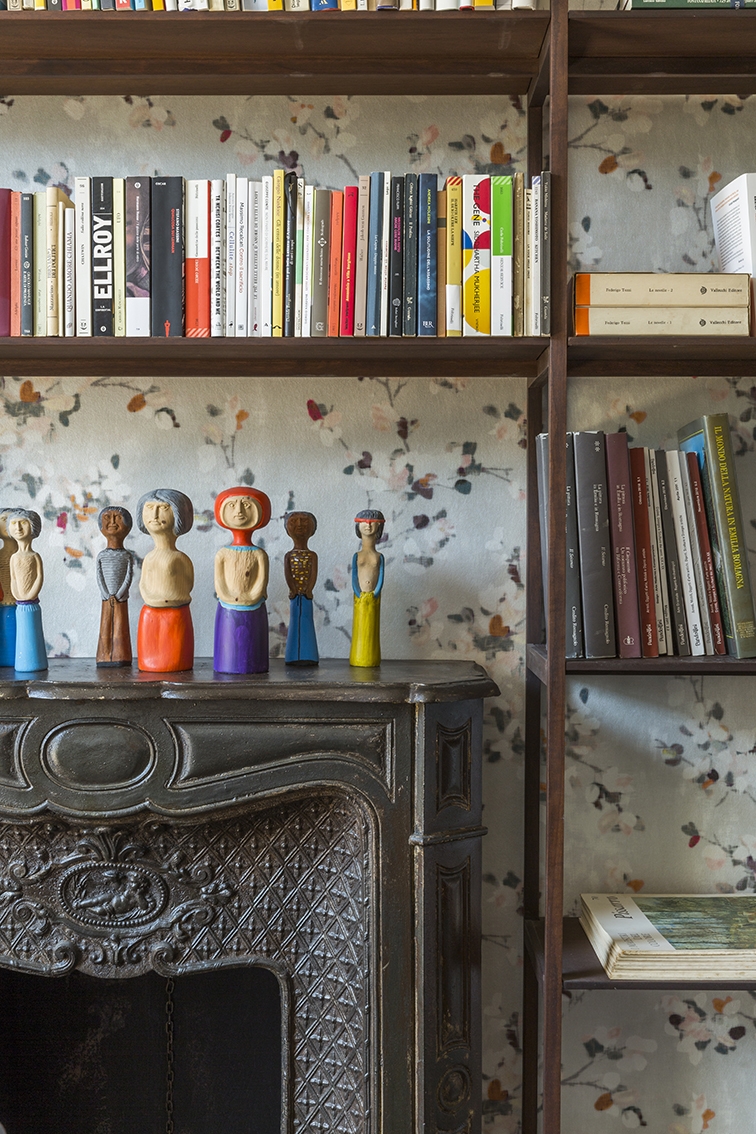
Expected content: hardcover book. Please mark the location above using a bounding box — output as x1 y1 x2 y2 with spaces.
628 447 659 657
606 433 642 658
573 431 616 658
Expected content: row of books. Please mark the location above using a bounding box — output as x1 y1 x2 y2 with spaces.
572 271 752 336
537 413 756 661
0 171 550 340
1 0 536 11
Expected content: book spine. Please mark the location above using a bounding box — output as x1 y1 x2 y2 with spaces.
379 172 391 336
112 179 126 338
402 173 418 337
573 431 616 658
436 188 446 337
685 450 726 655
33 192 46 338
605 432 642 658
647 447 672 654
417 173 437 337
235 176 248 337
535 432 549 645
295 176 305 337
311 0 338 8
63 206 75 338
574 307 751 335
187 179 210 338
310 188 330 338
340 185 358 338
249 182 261 338
261 176 273 337
225 173 236 337
283 172 298 338
125 177 150 338
445 175 462 337
272 170 285 338
46 187 61 337
678 448 714 654
20 194 33 338
490 174 513 336
302 185 314 339
628 447 659 657
91 178 113 338
210 179 224 338
565 433 584 658
655 449 690 656
512 171 525 337
56 201 66 340
574 271 751 307
389 175 404 338
151 177 184 338
666 449 705 655
524 187 532 336
530 175 541 336
366 172 383 337
462 174 490 336
9 193 20 338
327 191 344 338
353 176 370 338
540 170 551 335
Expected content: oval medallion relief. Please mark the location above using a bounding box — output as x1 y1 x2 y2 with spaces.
59 863 169 930
42 720 156 791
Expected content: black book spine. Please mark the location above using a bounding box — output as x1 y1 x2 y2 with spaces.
151 177 184 338
389 175 404 337
403 173 418 337
91 176 113 338
655 449 690 656
20 193 33 338
573 430 616 658
283 172 297 338
565 432 584 658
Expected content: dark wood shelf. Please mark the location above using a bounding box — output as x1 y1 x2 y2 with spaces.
525 917 756 991
569 10 756 95
0 336 546 378
527 644 756 683
567 335 756 378
0 10 549 96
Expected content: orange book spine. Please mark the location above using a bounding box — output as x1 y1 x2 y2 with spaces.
327 191 344 338
574 273 591 306
185 180 210 339
10 192 21 338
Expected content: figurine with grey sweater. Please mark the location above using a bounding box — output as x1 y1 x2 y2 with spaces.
96 506 135 668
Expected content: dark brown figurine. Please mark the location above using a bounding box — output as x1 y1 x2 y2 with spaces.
96 506 135 668
284 511 318 666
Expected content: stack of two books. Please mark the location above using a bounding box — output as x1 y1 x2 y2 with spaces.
573 272 751 336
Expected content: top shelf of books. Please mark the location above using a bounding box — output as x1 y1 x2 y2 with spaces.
570 11 756 96
0 11 550 96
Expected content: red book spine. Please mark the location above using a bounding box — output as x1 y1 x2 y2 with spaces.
185 181 210 339
10 192 21 338
327 190 343 338
115 0 131 10
686 450 726 655
606 432 642 658
0 189 10 338
340 185 358 337
629 447 659 657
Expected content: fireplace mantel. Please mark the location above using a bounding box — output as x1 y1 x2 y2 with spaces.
0 658 497 1134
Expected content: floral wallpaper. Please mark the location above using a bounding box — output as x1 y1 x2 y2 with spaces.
1 86 756 1134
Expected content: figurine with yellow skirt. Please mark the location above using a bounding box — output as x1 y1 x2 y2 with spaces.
349 508 385 668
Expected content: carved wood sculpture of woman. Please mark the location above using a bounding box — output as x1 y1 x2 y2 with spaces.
284 511 319 666
136 489 194 673
0 509 18 667
96 506 135 668
213 487 271 674
349 509 385 668
8 509 47 672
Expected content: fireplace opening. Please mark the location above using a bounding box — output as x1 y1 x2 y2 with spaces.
0 965 282 1134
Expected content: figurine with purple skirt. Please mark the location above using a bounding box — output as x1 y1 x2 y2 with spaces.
213 486 271 674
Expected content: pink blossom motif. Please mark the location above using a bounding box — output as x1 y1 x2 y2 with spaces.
419 125 439 149
56 512 68 531
307 399 323 422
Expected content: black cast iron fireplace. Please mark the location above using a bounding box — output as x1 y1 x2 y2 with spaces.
0 659 497 1134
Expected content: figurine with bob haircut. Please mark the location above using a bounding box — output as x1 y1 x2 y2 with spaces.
7 508 47 672
349 508 385 668
96 505 135 668
213 486 271 674
136 488 194 673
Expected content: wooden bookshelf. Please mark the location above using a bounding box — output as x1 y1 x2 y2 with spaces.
526 644 756 685
567 335 756 378
0 10 550 96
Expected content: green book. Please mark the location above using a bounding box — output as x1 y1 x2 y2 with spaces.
678 413 756 658
490 175 513 336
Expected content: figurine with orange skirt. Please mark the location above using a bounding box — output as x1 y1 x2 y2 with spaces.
136 488 194 673
213 486 271 674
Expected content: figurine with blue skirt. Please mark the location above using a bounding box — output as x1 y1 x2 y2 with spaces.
0 509 18 667
8 509 47 672
284 511 319 666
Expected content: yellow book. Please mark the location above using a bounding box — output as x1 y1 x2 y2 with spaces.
340 0 358 8
445 175 462 337
80 0 93 10
462 174 491 336
272 170 285 338
113 179 126 339
267 0 284 10
46 188 63 337
151 0 166 10
33 0 47 9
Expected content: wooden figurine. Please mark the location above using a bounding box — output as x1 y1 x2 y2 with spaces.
284 511 319 666
96 506 135 668
136 489 194 673
213 486 271 674
8 509 47 672
0 508 18 667
349 509 385 668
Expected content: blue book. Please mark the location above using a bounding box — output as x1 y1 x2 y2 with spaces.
312 0 339 10
366 172 384 338
417 173 437 337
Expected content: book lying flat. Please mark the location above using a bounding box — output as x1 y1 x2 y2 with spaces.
574 272 750 307
574 307 750 335
581 893 756 980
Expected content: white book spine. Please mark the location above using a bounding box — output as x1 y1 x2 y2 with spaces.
644 448 667 655
495 0 512 8
249 182 261 337
112 179 126 338
436 0 459 9
225 174 236 337
261 176 273 337
285 0 308 8
418 0 434 8
379 171 391 337
295 176 305 337
235 177 248 337
679 452 714 655
63 207 75 338
530 176 541 337
491 181 512 337
666 449 705 657
210 179 224 338
302 185 314 339
357 0 368 8
74 177 91 337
